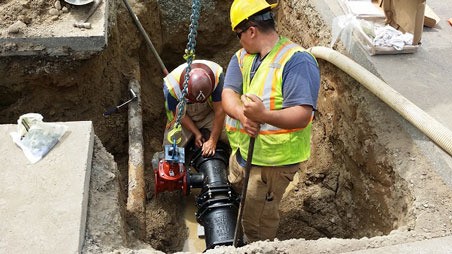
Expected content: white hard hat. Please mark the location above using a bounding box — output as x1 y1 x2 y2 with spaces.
63 0 94 5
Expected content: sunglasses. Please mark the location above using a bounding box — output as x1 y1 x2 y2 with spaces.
235 25 255 39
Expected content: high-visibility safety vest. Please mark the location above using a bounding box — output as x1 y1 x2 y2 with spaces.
225 36 317 166
163 60 223 123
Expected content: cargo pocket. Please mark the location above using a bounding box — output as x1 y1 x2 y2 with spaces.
228 151 244 187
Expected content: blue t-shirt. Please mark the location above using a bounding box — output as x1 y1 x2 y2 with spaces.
164 73 224 111
224 51 320 110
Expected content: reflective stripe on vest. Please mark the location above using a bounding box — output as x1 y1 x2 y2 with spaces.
225 36 317 166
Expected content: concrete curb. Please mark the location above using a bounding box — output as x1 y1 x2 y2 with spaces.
0 121 94 253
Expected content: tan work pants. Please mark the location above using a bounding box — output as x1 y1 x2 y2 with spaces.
228 150 300 243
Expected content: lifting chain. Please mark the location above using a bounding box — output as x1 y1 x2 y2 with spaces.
168 0 201 145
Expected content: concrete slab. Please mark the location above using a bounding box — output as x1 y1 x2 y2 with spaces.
0 121 94 254
0 1 109 57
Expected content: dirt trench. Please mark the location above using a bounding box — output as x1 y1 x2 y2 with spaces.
3 0 451 253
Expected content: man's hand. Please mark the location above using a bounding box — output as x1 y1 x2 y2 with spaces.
241 94 266 123
240 94 263 137
241 117 260 137
202 139 216 157
222 89 261 137
241 93 314 130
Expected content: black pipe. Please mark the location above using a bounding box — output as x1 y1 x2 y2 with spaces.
187 171 204 189
189 141 240 250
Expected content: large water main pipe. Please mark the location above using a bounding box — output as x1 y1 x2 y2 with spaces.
153 139 239 250
308 46 452 157
189 142 239 250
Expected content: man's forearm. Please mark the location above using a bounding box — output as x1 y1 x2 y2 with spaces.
180 115 201 137
222 88 244 121
210 102 226 143
261 105 313 129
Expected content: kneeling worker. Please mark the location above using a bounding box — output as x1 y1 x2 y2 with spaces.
163 60 227 156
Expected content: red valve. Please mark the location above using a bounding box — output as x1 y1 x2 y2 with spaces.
154 159 188 195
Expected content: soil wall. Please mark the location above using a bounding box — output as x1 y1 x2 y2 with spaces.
2 0 452 253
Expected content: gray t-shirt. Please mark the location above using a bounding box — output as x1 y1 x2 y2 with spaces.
224 51 320 110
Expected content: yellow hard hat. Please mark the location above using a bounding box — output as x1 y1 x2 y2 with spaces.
230 0 278 31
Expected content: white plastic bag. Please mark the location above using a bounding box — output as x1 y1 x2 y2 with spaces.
330 14 359 50
10 113 68 164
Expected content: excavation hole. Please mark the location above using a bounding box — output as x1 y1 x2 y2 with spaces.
0 0 413 253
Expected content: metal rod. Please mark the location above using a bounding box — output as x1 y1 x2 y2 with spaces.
122 0 169 76
83 0 102 23
233 137 256 247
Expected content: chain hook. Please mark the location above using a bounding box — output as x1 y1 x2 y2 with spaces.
167 124 183 144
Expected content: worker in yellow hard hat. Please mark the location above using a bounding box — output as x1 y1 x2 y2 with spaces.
223 0 321 243
163 60 227 156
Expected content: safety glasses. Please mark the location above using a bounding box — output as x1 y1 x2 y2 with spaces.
235 25 255 39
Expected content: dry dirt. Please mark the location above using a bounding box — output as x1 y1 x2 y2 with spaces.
0 0 59 32
1 0 452 253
